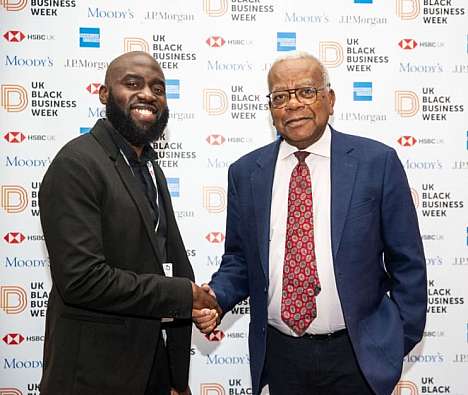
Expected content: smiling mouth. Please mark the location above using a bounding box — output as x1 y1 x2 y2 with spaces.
130 104 158 122
285 116 314 126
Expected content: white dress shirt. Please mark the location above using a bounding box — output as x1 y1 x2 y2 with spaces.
267 125 346 336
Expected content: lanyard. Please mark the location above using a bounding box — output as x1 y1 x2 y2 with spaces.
120 150 160 233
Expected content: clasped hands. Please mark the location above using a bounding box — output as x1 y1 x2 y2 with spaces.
191 282 221 334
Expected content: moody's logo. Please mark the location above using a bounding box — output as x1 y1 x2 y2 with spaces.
166 80 180 99
353 82 372 101
79 27 100 48
3 31 25 42
167 178 180 197
277 32 296 52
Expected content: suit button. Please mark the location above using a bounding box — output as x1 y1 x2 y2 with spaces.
263 287 267 293
262 327 265 335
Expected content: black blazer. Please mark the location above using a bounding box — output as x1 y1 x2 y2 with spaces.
39 119 194 394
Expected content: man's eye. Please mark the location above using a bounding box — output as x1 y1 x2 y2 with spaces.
126 81 138 88
272 93 286 102
153 87 165 95
300 88 315 97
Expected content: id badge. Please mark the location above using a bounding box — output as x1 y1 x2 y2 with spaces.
163 263 173 277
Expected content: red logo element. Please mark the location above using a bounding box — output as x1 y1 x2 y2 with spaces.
3 232 25 244
398 39 417 50
2 333 25 345
206 36 225 48
3 131 26 143
205 232 225 243
86 83 101 94
205 329 225 342
3 31 25 42
398 136 417 147
206 134 225 145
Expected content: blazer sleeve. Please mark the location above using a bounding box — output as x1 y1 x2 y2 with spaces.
39 150 193 319
210 164 250 312
381 149 427 355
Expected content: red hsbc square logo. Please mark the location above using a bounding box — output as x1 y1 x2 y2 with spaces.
3 232 26 244
86 83 101 94
205 232 225 243
3 31 26 43
398 39 417 50
205 329 225 342
4 132 26 143
398 136 417 147
2 333 25 345
206 36 225 48
206 134 225 145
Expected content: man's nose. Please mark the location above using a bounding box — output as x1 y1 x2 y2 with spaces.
286 91 304 109
137 85 155 100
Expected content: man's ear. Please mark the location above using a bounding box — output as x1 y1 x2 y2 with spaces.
99 85 108 105
328 88 336 115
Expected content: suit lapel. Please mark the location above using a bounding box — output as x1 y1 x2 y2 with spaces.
330 130 358 260
90 121 164 272
251 140 281 282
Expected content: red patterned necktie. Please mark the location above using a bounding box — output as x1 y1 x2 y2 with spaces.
281 151 321 335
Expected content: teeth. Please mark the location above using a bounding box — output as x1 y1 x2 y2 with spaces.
135 108 153 115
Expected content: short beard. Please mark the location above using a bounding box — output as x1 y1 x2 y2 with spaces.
106 90 169 147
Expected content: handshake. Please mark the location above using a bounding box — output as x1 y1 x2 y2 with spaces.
191 282 221 334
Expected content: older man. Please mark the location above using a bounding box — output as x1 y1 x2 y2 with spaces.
195 52 427 395
39 51 219 395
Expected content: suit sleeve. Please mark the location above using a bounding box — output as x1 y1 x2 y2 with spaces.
39 152 193 319
381 149 427 355
210 164 250 313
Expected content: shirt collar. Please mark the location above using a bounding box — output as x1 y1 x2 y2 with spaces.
278 124 331 161
105 119 157 164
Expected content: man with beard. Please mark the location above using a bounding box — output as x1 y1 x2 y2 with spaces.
38 52 219 395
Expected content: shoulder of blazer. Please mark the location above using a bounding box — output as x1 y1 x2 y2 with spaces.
89 119 121 161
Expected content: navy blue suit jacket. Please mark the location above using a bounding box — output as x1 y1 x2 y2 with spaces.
210 128 427 395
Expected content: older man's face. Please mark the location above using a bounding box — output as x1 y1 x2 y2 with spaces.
268 58 335 149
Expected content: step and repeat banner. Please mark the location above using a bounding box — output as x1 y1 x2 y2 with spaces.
1 0 467 394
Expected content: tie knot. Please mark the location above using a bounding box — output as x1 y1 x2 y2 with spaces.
294 151 309 163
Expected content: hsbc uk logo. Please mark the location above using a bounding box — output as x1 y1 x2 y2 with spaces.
3 232 25 244
86 83 101 94
2 333 25 345
206 134 225 145
205 329 225 342
206 232 225 243
3 31 25 42
399 39 417 50
3 132 25 143
397 135 444 147
398 136 417 147
206 36 225 48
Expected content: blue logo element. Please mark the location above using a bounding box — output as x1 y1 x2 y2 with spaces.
277 32 296 52
167 178 180 197
353 82 372 101
354 0 373 3
466 130 468 150
79 27 100 48
166 80 180 99
80 127 91 134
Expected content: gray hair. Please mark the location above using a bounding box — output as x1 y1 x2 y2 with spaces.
267 51 330 89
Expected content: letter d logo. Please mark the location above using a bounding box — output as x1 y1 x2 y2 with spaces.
0 0 27 11
319 42 343 68
203 186 226 213
200 384 225 395
0 286 27 314
203 0 228 17
203 89 227 115
392 380 418 395
395 91 419 117
1 186 28 213
1 85 28 112
123 38 149 53
396 0 420 20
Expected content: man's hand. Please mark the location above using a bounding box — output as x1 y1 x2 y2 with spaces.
192 283 221 334
191 282 221 315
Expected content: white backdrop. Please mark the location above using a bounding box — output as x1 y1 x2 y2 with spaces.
1 1 467 394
